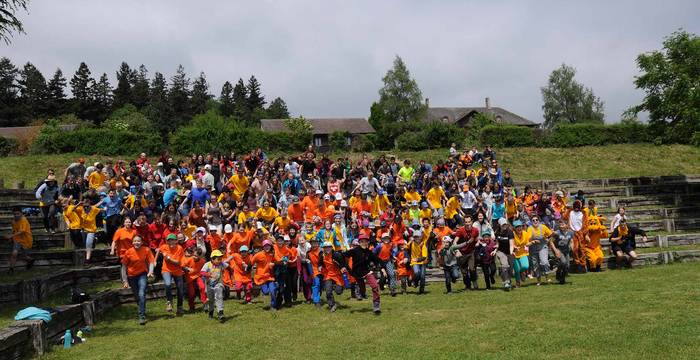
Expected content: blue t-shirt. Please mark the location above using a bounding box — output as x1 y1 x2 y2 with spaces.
188 187 211 207
102 196 122 217
163 188 178 206
491 202 505 220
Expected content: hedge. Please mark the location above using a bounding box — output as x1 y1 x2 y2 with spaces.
32 127 162 155
479 125 536 147
170 124 311 154
480 123 655 148
395 121 466 151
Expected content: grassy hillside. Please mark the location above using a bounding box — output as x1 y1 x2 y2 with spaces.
0 144 698 186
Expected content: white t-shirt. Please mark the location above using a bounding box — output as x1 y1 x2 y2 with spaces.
569 211 583 231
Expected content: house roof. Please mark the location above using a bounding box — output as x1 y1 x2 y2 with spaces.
260 118 375 135
423 107 537 126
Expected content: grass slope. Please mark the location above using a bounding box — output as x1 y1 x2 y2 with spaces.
0 144 698 186
41 262 700 360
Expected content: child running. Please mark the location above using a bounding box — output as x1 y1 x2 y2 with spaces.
200 249 232 322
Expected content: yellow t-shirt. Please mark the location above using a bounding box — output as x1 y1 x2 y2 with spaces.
513 230 531 258
375 194 390 214
274 216 291 231
444 197 461 220
426 187 445 209
228 175 249 201
419 209 432 221
238 211 255 225
88 171 106 189
409 240 428 265
404 191 421 204
12 216 33 249
527 224 553 241
255 207 279 222
64 204 82 230
80 206 102 233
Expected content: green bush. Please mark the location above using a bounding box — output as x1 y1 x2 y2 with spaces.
396 131 428 151
355 134 376 152
32 126 162 155
375 121 425 150
692 132 700 147
103 104 155 133
423 122 465 148
329 131 350 152
0 136 19 156
480 125 536 147
542 123 652 147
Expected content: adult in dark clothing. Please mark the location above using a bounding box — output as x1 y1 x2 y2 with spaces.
35 175 60 233
609 219 647 268
343 234 382 314
452 215 480 289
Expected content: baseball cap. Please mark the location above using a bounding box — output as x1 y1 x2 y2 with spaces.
167 234 177 241
239 245 249 252
196 227 206 233
512 220 523 228
315 190 323 195
498 218 508 227
211 250 223 258
224 224 233 233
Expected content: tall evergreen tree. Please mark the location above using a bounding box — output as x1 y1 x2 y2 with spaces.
46 68 67 117
219 81 234 117
91 73 113 124
266 97 289 118
190 71 211 116
130 64 150 109
375 55 425 125
18 62 48 119
232 78 249 122
0 57 22 125
70 62 95 121
113 62 133 109
168 65 190 129
246 75 265 111
144 71 171 136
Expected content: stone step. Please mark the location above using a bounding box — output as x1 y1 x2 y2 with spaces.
0 249 118 271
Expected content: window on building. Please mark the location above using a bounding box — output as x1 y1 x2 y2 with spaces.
314 136 322 148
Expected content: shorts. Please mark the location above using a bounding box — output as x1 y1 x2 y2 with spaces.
12 242 29 253
611 242 635 255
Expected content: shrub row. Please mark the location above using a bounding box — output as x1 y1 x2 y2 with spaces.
395 122 466 151
32 127 163 155
480 123 654 148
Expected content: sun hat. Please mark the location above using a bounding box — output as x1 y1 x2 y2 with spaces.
239 245 249 252
210 250 224 258
224 224 233 233
262 240 273 247
322 242 333 248
196 226 206 233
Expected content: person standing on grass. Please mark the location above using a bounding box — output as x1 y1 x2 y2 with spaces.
273 235 292 308
512 220 531 288
320 241 347 312
103 189 124 245
527 215 553 285
343 234 383 314
182 247 207 313
121 235 155 325
200 249 231 322
569 200 590 273
6 207 34 274
35 174 60 234
439 236 460 294
252 239 279 311
550 219 574 284
493 218 514 291
112 217 137 287
452 215 479 290
230 245 253 304
609 219 647 269
407 230 428 294
157 234 186 315
373 233 398 297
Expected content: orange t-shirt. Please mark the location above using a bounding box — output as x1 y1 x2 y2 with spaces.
433 226 454 252
377 243 393 261
308 248 321 277
273 244 291 263
322 251 344 286
301 196 319 217
251 251 274 285
159 244 185 276
230 253 252 283
287 204 304 223
113 227 137 258
395 250 411 277
207 234 223 252
121 246 155 277
287 247 298 268
181 255 206 283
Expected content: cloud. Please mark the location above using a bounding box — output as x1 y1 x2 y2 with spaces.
5 0 699 122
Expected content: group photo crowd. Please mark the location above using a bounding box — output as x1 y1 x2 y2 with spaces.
11 145 648 324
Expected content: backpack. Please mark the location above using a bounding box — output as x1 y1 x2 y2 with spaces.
71 287 91 304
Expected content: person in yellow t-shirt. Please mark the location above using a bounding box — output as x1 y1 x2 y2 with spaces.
7 207 34 273
408 230 428 294
512 220 531 288
419 202 433 222
526 216 553 285
374 190 390 216
255 200 279 225
426 182 447 215
403 184 421 205
227 167 249 202
88 164 106 189
63 197 83 248
444 194 463 228
237 204 255 226
76 198 105 263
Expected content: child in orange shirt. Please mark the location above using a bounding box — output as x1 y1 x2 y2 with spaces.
230 245 253 303
284 236 299 302
320 241 348 312
182 247 207 313
394 240 411 294
157 234 186 315
273 235 293 308
251 240 279 310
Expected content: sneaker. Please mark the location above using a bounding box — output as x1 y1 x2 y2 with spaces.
390 291 397 297
203 303 209 313
330 304 337 312
166 301 173 312
176 308 184 316
208 311 214 319
218 311 224 322
373 308 381 315
138 316 146 325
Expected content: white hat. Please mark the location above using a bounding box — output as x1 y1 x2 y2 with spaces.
442 235 452 242
256 221 263 230
208 224 217 231
204 164 211 170
335 193 343 200
323 194 331 200
498 218 509 227
224 224 233 233
340 200 348 207
157 162 163 167
196 227 206 233
315 190 323 195
556 190 564 197
412 230 423 238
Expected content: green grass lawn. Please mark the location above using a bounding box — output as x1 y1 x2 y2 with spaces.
38 262 700 360
0 144 698 186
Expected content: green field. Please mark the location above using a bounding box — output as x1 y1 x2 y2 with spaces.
0 144 698 186
36 262 700 360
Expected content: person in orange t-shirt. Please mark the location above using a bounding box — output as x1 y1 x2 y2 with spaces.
181 247 207 312
306 237 323 306
206 226 223 252
373 233 398 296
287 196 305 224
394 240 412 294
284 236 299 302
230 245 253 303
251 240 279 310
273 235 293 307
157 234 186 315
121 235 154 324
320 241 347 311
112 217 137 288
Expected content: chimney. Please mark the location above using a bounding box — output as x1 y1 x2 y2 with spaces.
425 98 430 108
485 97 491 110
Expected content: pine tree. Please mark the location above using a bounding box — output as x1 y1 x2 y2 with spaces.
168 65 190 129
0 57 22 125
91 73 113 124
113 62 132 109
376 55 425 124
219 81 234 117
70 62 95 121
246 75 265 111
232 78 249 123
130 64 150 109
266 97 289 118
18 62 48 119
190 71 211 116
144 71 171 136
46 68 67 117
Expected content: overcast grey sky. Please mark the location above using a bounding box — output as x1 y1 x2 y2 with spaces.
5 0 699 123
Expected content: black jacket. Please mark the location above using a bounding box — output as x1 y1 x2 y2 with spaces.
343 247 381 278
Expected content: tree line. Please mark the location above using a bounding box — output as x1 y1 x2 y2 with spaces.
0 59 290 134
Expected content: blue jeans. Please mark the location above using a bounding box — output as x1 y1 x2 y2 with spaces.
127 273 148 318
260 281 279 309
443 265 460 292
412 264 426 293
382 261 397 292
162 272 184 309
312 275 322 304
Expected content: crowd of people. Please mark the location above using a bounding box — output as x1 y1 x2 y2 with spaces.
8 144 649 325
